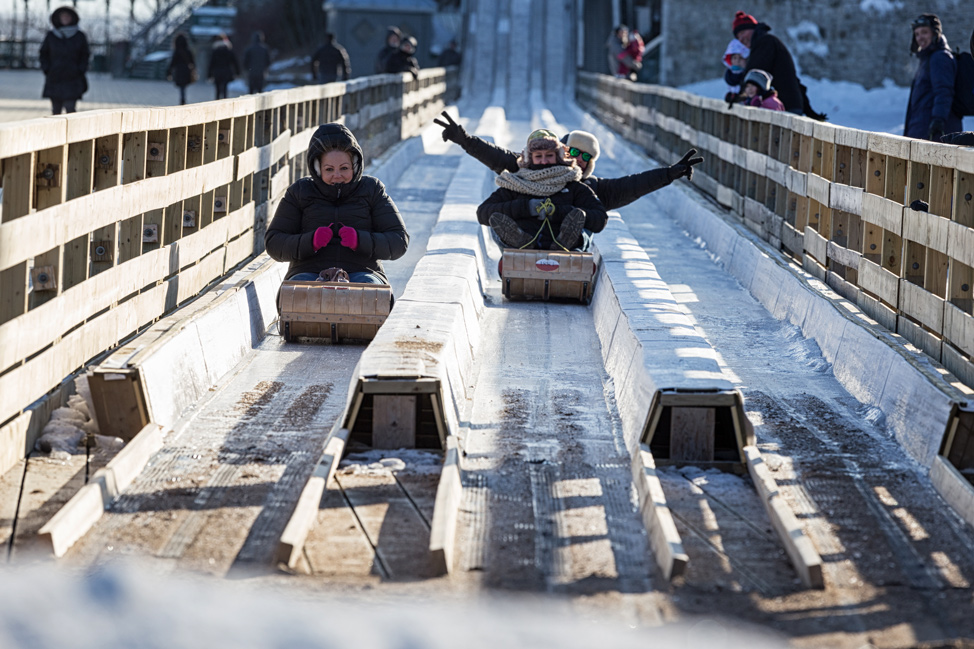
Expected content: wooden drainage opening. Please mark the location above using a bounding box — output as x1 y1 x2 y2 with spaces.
344 377 446 451
941 408 974 484
641 388 752 470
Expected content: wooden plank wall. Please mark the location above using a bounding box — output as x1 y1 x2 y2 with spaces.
578 72 974 391
0 68 459 442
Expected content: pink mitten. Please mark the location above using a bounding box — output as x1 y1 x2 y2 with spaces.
313 225 333 250
338 226 358 250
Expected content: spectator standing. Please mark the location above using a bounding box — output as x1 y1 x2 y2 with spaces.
39 6 89 114
732 11 803 114
375 27 402 74
312 33 351 83
605 25 628 77
243 31 271 95
617 29 644 81
166 33 196 106
385 36 420 79
439 40 461 67
904 14 962 141
207 34 240 100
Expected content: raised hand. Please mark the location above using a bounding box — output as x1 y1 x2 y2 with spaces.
668 148 704 181
432 111 468 145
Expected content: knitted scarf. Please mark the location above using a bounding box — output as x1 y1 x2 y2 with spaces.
494 165 582 197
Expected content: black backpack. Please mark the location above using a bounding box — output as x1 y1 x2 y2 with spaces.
953 51 974 116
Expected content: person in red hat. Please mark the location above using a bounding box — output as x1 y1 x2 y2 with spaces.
731 10 804 115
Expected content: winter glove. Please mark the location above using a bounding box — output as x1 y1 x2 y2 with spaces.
433 111 469 145
724 91 740 108
313 225 334 250
667 149 704 182
528 197 556 218
940 131 974 146
929 118 946 142
338 226 358 250
909 199 929 213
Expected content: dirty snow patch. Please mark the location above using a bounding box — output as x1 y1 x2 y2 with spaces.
340 448 444 475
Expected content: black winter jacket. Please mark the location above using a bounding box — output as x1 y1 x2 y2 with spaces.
477 172 608 250
207 42 240 85
40 7 89 101
312 42 350 82
459 135 672 211
265 123 409 281
744 24 802 113
167 44 196 88
385 51 420 78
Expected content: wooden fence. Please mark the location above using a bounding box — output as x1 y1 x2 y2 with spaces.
0 68 459 439
579 71 974 391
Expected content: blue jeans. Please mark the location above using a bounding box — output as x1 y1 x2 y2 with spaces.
289 271 385 284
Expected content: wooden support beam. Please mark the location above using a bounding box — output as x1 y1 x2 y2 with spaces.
744 446 824 589
429 435 461 575
635 446 688 580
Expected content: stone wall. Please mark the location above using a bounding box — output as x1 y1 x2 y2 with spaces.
660 0 972 88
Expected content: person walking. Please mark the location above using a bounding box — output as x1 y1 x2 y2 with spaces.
207 34 240 101
243 31 271 95
39 6 89 114
166 33 196 106
605 25 628 77
311 33 351 83
904 14 962 141
438 40 461 67
375 27 402 74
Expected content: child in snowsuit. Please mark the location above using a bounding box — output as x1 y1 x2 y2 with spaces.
742 69 786 111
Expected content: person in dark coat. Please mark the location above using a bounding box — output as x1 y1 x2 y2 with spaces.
385 36 420 79
207 34 240 100
243 31 271 94
904 14 962 141
39 6 89 114
939 27 974 146
433 111 701 212
732 11 803 115
265 123 409 285
476 129 608 251
438 40 461 67
375 26 402 74
166 33 196 106
311 33 350 83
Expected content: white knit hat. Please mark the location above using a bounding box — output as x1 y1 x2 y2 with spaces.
565 131 600 179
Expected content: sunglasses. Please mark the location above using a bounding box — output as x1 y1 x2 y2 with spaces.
568 147 593 162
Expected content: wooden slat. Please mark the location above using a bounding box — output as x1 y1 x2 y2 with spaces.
744 446 824 589
372 395 417 449
429 435 460 575
635 447 688 580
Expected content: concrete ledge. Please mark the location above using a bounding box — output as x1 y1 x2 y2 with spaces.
37 422 167 557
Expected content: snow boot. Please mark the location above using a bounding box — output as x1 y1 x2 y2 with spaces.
489 213 533 248
553 208 585 250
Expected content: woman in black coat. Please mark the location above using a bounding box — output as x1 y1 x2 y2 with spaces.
166 33 197 106
265 123 409 285
206 35 240 100
39 6 89 114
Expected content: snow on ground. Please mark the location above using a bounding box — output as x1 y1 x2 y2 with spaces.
680 77 974 135
0 562 791 649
